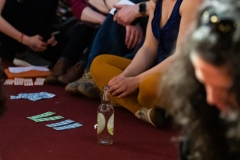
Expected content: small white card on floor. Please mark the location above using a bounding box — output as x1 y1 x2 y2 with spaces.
34 78 45 85
24 79 33 86
14 78 24 85
4 79 15 85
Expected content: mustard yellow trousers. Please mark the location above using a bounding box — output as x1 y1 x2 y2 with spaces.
90 55 163 114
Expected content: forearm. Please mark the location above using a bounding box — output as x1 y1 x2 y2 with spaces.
113 1 150 26
122 45 157 77
80 7 106 24
0 16 22 42
122 0 157 78
136 53 178 82
0 16 32 46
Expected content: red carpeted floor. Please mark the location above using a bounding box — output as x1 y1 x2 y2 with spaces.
0 62 179 160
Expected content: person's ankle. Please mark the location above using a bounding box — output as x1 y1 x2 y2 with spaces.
61 57 70 65
149 107 167 127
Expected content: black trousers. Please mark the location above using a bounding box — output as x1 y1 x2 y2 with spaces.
61 23 99 66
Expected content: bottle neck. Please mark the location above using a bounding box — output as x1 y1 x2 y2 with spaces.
101 90 110 103
101 85 111 104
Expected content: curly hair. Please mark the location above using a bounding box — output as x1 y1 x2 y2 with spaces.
159 0 240 159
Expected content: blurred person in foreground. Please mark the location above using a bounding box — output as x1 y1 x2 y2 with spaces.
159 0 240 159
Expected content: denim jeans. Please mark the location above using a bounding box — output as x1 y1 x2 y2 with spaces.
86 14 148 68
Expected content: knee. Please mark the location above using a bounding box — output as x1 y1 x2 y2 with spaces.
91 55 107 72
91 54 113 80
92 54 106 65
91 54 119 73
138 73 162 108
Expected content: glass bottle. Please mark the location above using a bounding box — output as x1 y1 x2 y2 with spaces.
97 85 114 145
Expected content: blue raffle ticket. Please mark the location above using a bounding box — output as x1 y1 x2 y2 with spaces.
53 123 83 131
46 119 75 127
10 92 55 101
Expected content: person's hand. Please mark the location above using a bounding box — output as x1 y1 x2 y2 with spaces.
125 24 143 49
108 73 139 98
113 4 139 26
47 34 58 46
23 35 47 52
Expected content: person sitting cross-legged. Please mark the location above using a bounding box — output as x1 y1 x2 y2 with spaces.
90 0 203 127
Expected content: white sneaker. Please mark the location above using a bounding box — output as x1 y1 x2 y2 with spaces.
13 50 51 67
135 107 156 127
135 107 167 127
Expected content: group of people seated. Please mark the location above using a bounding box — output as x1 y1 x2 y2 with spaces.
1 0 240 159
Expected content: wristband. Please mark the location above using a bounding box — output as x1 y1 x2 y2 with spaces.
139 3 147 17
18 33 24 43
